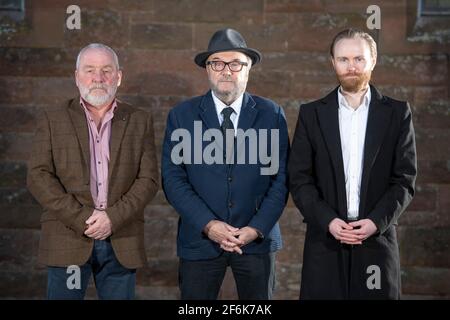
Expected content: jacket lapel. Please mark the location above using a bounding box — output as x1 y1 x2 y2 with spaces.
316 87 348 216
359 85 392 216
236 93 258 150
236 93 258 132
67 97 90 184
108 100 130 181
198 91 221 131
198 91 223 153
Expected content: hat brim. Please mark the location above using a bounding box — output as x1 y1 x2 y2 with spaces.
194 48 262 68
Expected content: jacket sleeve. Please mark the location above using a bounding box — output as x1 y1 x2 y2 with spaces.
247 106 289 237
367 102 417 234
161 109 217 235
288 105 339 233
106 112 159 234
27 109 93 236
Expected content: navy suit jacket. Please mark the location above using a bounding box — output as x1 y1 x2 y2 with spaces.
162 91 289 260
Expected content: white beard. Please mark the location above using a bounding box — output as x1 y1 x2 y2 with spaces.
78 83 118 107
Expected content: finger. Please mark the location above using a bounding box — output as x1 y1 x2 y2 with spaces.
220 244 235 252
91 231 102 239
349 221 364 227
340 229 363 236
338 236 363 244
221 239 238 247
334 219 352 229
85 231 95 238
96 233 108 240
84 226 96 236
337 235 361 242
344 227 369 237
93 230 106 239
339 236 362 242
231 230 242 237
338 230 360 239
85 217 96 225
227 235 244 245
225 224 239 232
340 240 363 245
233 246 243 255
340 223 353 230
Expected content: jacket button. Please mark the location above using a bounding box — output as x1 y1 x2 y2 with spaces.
228 201 233 208
228 176 232 182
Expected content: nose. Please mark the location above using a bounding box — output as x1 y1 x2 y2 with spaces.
92 69 103 82
347 61 357 72
222 65 233 75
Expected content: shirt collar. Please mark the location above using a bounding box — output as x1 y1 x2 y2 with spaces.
211 90 243 116
338 86 371 112
80 97 118 119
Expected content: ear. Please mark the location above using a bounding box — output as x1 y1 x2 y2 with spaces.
74 69 79 87
330 56 336 70
117 69 122 87
371 55 377 71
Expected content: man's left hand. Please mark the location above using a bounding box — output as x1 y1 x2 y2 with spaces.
220 226 259 254
340 219 378 243
84 210 112 240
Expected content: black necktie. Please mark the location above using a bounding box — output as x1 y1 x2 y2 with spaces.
221 107 235 136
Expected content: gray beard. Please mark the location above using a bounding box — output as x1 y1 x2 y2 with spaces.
210 82 246 106
79 84 117 107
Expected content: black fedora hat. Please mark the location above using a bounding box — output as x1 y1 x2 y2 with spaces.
194 28 262 68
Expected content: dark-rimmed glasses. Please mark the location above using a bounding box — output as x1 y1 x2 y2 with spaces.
206 60 248 72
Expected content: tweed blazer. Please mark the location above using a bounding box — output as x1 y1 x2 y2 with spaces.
27 97 159 268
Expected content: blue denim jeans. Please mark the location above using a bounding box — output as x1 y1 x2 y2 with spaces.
47 239 136 300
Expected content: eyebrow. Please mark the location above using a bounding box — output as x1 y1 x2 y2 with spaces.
335 55 365 59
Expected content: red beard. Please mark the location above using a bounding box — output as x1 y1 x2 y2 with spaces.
337 71 372 93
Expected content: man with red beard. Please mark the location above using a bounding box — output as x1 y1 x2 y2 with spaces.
27 43 159 299
288 29 417 299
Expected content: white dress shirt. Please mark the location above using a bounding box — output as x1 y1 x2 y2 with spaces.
338 87 371 220
211 91 243 136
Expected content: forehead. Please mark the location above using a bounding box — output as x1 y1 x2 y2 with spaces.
79 48 116 67
334 37 371 57
208 51 249 61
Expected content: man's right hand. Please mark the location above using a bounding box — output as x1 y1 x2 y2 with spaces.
328 218 362 245
204 220 244 254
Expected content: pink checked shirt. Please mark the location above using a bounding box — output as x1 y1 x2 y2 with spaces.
80 98 117 210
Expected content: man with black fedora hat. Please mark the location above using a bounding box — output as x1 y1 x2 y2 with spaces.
162 28 289 299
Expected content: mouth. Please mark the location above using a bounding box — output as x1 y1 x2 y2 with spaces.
89 87 107 93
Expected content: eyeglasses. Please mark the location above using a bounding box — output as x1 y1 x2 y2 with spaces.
206 60 248 72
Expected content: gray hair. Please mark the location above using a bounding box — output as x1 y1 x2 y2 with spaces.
76 43 120 70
